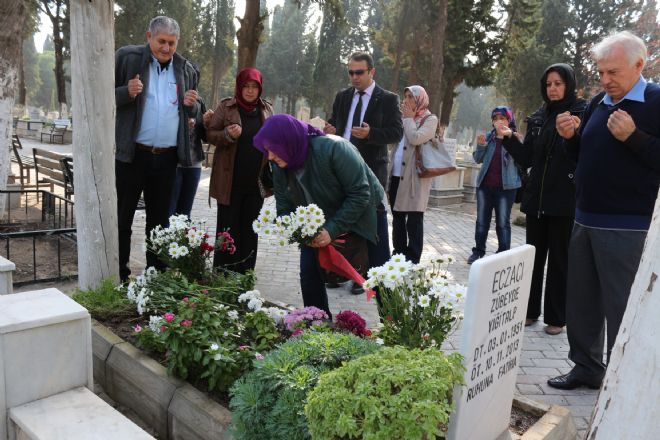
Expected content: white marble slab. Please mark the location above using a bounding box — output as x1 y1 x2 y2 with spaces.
9 387 154 439
0 288 88 333
0 288 93 440
448 245 536 440
0 257 14 296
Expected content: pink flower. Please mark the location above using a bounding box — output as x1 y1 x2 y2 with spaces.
133 324 142 333
181 320 193 327
201 289 209 295
255 352 264 360
238 345 250 350
183 297 189 302
164 312 175 322
161 325 167 332
291 328 304 337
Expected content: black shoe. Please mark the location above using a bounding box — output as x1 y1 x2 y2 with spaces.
547 371 601 390
467 252 483 265
350 282 365 295
325 282 341 289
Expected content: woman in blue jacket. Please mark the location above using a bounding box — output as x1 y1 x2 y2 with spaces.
468 106 522 264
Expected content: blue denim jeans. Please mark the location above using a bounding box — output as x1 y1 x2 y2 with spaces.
473 187 517 256
169 167 202 219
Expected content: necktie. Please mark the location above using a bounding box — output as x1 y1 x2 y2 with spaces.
352 91 366 129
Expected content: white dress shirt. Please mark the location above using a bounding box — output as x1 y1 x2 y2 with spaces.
342 81 377 140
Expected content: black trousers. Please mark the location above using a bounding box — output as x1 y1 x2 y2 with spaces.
388 176 424 264
525 214 574 326
116 148 178 282
214 192 264 273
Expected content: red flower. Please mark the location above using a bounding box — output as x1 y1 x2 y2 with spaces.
181 320 193 327
334 310 371 338
385 315 393 321
161 325 167 332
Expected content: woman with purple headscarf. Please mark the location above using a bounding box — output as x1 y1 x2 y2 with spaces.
467 106 522 264
388 85 437 264
253 115 384 316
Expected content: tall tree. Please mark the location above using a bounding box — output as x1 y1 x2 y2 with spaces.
70 0 119 287
633 0 659 82
438 0 501 128
236 0 266 70
258 0 314 113
38 0 69 116
422 0 449 116
0 0 27 213
566 0 642 94
494 0 543 122
208 0 236 106
17 0 40 108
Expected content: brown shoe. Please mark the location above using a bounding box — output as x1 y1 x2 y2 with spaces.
544 325 563 335
525 319 535 326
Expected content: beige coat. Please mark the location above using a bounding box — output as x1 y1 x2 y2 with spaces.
389 112 438 212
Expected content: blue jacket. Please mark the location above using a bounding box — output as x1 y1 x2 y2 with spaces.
473 134 522 190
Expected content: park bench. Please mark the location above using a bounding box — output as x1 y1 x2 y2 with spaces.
40 124 67 144
10 135 36 188
32 148 74 200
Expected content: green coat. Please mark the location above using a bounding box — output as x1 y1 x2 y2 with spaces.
272 134 385 244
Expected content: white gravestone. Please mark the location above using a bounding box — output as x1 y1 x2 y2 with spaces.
0 288 93 440
0 256 15 295
448 245 536 440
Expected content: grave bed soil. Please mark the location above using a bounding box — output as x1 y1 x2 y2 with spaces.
0 221 77 284
92 321 576 440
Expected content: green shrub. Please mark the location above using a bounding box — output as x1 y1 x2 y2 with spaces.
229 332 381 440
72 279 134 320
305 347 465 440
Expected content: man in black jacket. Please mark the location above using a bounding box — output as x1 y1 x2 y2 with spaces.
324 52 403 294
115 16 200 281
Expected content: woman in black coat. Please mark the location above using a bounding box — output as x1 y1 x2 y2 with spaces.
500 63 586 335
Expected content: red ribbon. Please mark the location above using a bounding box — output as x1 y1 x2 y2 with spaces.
317 244 376 301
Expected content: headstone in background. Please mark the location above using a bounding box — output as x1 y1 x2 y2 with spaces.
29 108 43 121
309 116 325 130
588 196 660 439
0 256 15 295
448 245 536 440
296 106 311 122
442 137 458 165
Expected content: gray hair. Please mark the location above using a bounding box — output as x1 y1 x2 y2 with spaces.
148 16 180 39
591 31 647 67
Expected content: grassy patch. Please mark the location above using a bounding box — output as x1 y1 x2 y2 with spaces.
72 279 135 321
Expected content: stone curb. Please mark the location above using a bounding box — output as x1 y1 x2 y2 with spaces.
512 394 577 440
92 322 575 440
92 321 231 440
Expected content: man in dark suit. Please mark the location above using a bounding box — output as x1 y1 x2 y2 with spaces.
325 52 403 294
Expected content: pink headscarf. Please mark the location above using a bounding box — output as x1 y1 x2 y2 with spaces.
404 85 430 120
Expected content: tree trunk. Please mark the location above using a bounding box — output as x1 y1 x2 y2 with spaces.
52 17 67 117
0 0 26 218
439 77 460 128
588 193 660 438
427 0 448 116
389 1 411 92
18 46 26 106
70 0 119 287
236 0 265 71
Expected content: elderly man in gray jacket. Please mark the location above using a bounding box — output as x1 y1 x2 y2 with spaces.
115 16 200 281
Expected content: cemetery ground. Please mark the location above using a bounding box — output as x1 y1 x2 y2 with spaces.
6 151 596 439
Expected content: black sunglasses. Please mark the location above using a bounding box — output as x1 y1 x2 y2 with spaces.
348 69 369 76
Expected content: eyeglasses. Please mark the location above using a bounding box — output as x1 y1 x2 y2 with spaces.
348 69 369 76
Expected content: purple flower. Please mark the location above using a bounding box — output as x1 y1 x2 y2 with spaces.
284 306 329 332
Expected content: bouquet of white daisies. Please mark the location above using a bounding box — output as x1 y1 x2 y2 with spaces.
252 204 325 247
364 254 467 349
147 214 236 280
